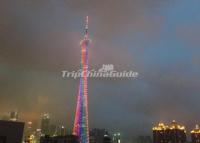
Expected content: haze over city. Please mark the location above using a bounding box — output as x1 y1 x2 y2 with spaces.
0 0 200 140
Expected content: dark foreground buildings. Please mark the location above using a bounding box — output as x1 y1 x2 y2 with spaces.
40 135 79 143
153 120 186 143
89 128 107 143
0 120 24 143
103 133 112 143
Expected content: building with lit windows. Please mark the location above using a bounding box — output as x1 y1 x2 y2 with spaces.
56 125 66 136
153 120 186 143
153 122 168 143
41 113 50 136
191 125 200 143
113 132 121 143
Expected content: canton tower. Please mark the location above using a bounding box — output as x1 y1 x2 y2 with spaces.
73 16 90 143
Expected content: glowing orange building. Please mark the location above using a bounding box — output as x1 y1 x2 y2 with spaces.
153 120 186 143
191 125 200 143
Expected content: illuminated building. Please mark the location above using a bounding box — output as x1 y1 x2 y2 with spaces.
168 120 186 143
24 134 36 143
89 128 107 143
191 125 200 143
153 122 168 143
41 113 50 136
60 126 66 136
56 125 66 136
27 121 33 130
0 120 24 143
153 120 186 143
113 132 121 143
35 129 42 143
73 16 91 143
24 121 33 137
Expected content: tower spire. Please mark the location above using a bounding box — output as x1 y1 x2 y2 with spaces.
85 16 89 38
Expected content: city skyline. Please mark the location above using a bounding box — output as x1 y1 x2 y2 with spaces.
0 0 200 140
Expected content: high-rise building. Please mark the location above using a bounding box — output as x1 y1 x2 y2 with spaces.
103 132 112 143
113 132 121 143
9 111 18 121
0 120 24 143
90 128 107 143
49 124 56 136
35 129 42 143
55 125 66 136
153 120 186 143
73 16 91 143
153 122 168 143
191 125 200 143
24 121 33 137
41 113 50 136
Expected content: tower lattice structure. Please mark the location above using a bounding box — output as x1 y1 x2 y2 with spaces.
73 16 90 143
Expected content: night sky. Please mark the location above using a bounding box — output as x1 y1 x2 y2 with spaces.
0 0 200 140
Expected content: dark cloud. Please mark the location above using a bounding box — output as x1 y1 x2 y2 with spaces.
0 0 200 140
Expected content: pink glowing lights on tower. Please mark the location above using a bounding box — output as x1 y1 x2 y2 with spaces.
73 16 90 143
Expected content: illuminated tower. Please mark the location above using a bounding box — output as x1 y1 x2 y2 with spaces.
73 16 90 143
